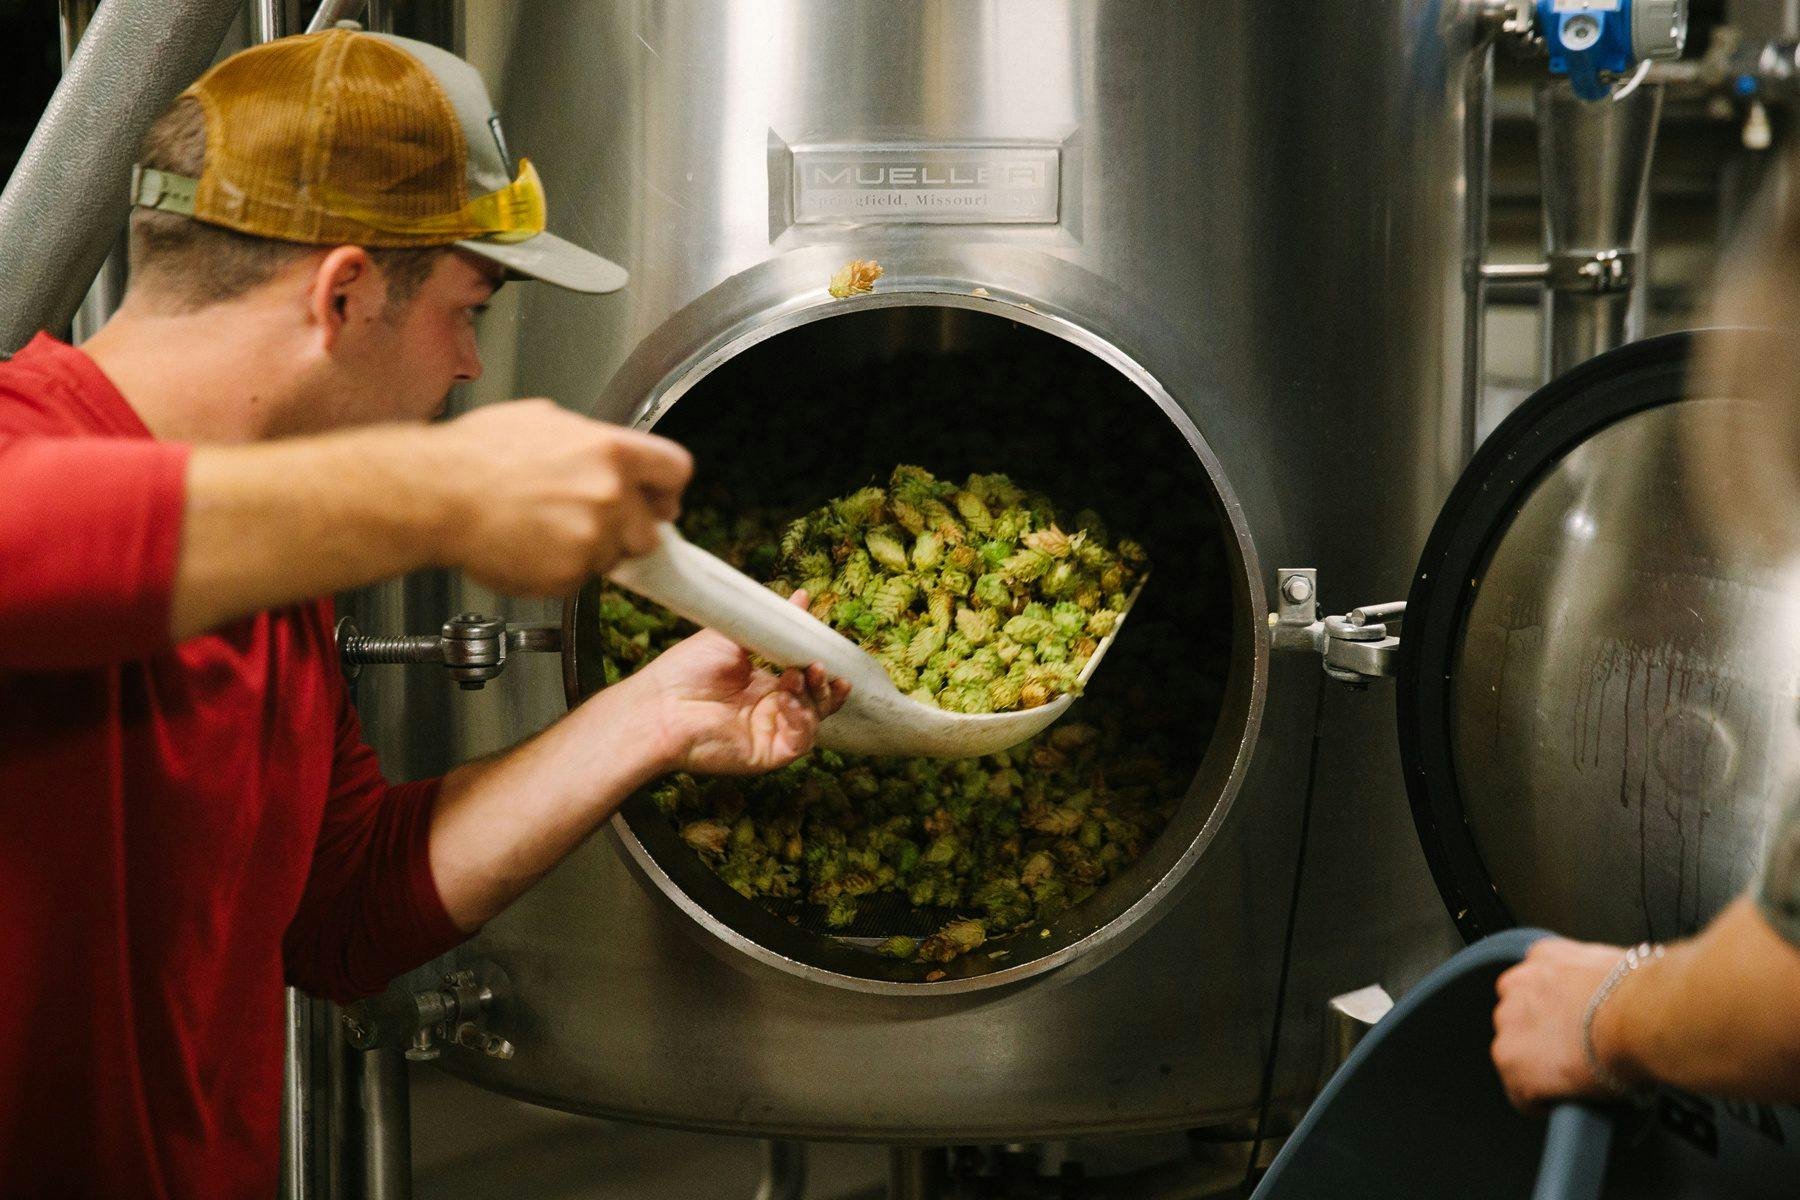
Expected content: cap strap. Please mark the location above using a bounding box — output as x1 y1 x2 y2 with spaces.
129 165 199 217
316 157 547 243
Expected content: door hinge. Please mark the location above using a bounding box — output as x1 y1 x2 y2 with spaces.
1269 568 1403 689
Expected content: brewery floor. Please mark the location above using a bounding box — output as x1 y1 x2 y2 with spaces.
410 1063 890 1199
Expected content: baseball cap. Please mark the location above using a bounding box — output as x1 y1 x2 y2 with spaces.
128 25 626 294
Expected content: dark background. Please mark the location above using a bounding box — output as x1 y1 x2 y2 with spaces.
1 1 62 182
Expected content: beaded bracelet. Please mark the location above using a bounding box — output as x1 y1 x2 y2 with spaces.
1581 940 1663 1103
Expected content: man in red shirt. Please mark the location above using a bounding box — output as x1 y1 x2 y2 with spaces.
0 27 847 1198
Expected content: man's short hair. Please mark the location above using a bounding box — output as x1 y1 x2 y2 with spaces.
127 97 446 315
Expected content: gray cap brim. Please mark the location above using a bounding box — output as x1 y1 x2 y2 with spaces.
457 231 629 294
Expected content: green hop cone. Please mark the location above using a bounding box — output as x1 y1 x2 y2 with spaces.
955 605 998 645
952 490 993 535
1000 547 1052 583
840 549 875 597
908 624 947 667
973 573 1012 609
870 576 916 622
866 526 911 573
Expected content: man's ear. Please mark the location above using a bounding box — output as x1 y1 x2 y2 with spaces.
306 245 382 351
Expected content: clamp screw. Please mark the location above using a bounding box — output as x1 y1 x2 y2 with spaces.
1282 574 1315 604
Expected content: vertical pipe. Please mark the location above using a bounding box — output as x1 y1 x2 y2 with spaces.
753 1141 808 1200
888 1148 947 1200
56 0 126 344
1535 81 1664 376
356 1049 414 1200
280 991 315 1200
306 0 370 34
248 0 283 42
247 0 307 44
55 0 96 58
1461 40 1496 462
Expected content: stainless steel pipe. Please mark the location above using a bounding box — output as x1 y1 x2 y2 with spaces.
1535 81 1664 376
351 1048 413 1200
54 0 124 344
1462 39 1498 461
753 1142 807 1200
0 0 241 352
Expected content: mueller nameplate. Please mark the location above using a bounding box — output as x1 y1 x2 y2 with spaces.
791 146 1060 225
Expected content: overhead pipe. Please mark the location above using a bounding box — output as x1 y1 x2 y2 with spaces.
0 0 243 352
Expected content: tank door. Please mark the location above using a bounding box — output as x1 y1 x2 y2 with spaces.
1397 332 1800 944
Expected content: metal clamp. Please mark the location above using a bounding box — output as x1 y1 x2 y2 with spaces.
341 968 516 1062
336 613 562 690
1269 568 1403 688
1548 248 1636 295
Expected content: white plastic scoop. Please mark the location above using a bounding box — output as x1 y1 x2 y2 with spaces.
607 523 1139 758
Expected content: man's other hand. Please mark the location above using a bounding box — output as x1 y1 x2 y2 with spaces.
430 399 693 595
626 590 851 775
1491 936 1626 1112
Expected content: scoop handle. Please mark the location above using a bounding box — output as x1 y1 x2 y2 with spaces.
606 523 895 695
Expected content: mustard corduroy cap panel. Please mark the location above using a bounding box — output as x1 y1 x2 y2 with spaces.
186 29 475 247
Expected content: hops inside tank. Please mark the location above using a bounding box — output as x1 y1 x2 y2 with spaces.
597 591 1182 966
588 468 1194 968
767 466 1146 713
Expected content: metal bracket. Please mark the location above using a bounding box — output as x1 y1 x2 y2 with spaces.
1484 249 1636 295
1269 568 1403 689
336 613 562 690
340 967 516 1062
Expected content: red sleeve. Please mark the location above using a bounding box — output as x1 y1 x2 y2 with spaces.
282 670 469 1003
0 433 190 670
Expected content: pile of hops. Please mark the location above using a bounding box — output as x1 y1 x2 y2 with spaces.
770 466 1147 713
600 578 1181 959
592 482 1183 965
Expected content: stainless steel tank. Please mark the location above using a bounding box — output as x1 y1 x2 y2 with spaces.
352 0 1480 1139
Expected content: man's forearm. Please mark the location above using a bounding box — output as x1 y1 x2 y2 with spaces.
1596 897 1800 1100
425 677 674 931
172 425 458 640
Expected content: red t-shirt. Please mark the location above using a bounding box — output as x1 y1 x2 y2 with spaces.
0 334 466 1198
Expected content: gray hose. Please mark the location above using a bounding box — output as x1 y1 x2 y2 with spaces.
0 0 243 352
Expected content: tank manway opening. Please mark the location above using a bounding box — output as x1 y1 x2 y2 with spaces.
568 301 1255 990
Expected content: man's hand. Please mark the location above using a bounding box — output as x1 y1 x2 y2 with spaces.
1491 936 1625 1111
429 400 693 595
427 591 848 930
173 401 692 641
623 590 851 775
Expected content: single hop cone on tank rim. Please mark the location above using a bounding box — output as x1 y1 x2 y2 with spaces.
827 257 882 298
